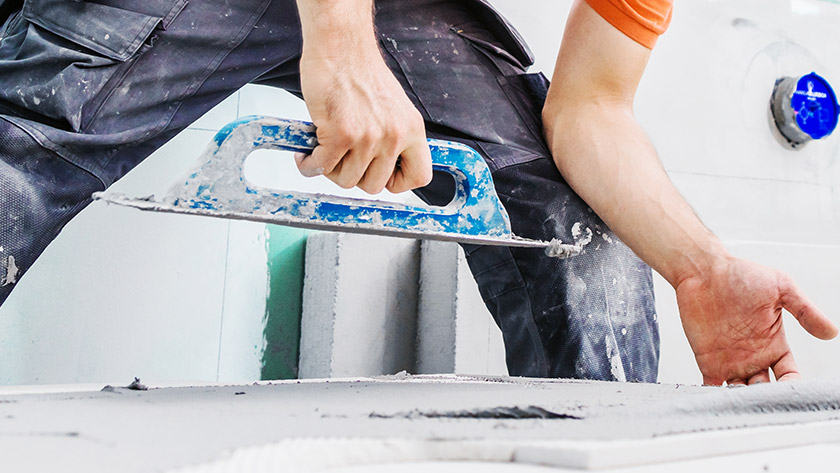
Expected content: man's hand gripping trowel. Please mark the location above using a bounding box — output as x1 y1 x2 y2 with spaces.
93 115 580 258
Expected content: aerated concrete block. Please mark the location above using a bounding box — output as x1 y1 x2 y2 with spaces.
416 241 507 376
299 232 420 378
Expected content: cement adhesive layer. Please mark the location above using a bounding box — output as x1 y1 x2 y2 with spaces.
2 375 840 472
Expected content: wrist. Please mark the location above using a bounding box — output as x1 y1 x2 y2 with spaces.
297 0 378 60
668 237 733 290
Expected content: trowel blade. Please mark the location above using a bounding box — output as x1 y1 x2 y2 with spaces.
93 192 580 256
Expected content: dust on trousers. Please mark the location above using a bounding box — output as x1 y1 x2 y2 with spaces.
0 0 659 381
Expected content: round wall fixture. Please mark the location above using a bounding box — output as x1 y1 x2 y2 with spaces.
771 72 839 146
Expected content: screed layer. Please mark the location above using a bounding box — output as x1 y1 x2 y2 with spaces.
2 375 840 472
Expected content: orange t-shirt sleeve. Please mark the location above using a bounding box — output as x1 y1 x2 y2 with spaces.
584 0 674 49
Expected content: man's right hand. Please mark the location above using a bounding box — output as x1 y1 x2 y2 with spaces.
295 0 432 195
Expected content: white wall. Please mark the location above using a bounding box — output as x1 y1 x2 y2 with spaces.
1 0 838 386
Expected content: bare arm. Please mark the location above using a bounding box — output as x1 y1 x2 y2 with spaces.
295 0 432 193
543 1 837 385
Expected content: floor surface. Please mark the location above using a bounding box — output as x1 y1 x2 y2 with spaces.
2 375 840 472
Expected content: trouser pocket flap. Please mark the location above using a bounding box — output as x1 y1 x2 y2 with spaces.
22 0 165 61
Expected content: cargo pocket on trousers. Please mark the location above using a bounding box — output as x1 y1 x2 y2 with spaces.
0 0 185 131
484 71 553 169
379 22 550 172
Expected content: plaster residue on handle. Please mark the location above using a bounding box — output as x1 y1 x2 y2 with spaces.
1 255 19 286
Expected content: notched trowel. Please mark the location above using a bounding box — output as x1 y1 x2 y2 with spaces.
93 115 580 258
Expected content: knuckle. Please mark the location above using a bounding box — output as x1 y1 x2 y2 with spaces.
385 144 402 161
360 182 384 195
335 125 357 145
405 164 433 188
312 149 341 170
411 173 427 186
362 126 383 146
389 123 408 142
410 175 429 188
420 169 433 186
326 151 345 167
409 111 425 130
317 160 338 177
336 179 355 190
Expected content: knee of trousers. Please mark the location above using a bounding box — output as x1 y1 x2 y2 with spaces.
464 158 660 382
0 120 103 305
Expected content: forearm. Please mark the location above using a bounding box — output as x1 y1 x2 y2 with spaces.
296 0 379 59
542 100 731 287
293 0 431 193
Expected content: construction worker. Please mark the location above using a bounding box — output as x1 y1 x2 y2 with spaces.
0 0 835 385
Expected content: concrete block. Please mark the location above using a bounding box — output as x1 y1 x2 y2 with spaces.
416 241 507 376
299 232 420 378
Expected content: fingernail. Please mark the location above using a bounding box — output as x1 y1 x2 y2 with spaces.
300 167 325 178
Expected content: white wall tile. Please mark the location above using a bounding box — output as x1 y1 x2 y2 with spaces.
189 92 240 131
0 128 231 385
216 221 270 383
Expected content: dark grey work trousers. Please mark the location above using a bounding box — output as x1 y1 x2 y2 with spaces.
0 0 659 381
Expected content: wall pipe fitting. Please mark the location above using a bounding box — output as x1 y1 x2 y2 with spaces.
771 72 839 146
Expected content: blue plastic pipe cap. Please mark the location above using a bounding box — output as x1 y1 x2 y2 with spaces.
771 72 840 146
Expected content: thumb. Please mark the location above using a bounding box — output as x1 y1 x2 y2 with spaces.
779 274 838 340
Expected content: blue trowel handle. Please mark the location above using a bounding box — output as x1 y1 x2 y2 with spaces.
191 115 514 239
213 115 485 180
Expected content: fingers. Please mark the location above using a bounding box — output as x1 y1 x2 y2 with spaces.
702 374 724 386
386 139 433 194
772 350 801 382
295 122 430 194
726 370 770 386
296 142 346 178
779 274 839 340
356 156 400 194
294 152 317 177
747 370 771 385
730 354 798 385
324 148 376 190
